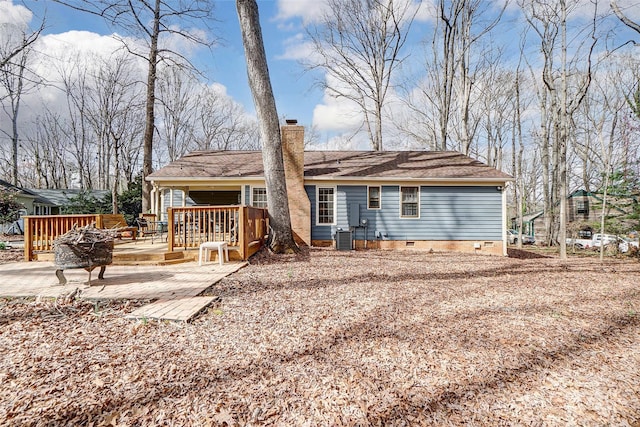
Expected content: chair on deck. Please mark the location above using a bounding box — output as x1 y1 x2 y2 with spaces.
136 217 163 243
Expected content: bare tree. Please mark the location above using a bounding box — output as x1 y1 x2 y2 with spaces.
611 0 640 37
0 17 43 70
305 0 417 151
156 66 198 162
88 53 145 213
190 87 260 151
0 45 29 186
401 0 505 152
53 0 215 212
53 54 97 190
22 110 70 189
0 10 43 186
236 0 298 253
522 0 597 258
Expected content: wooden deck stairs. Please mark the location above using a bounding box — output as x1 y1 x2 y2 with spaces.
111 250 196 266
33 242 242 266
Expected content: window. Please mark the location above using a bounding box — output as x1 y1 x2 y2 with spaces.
400 186 419 218
576 199 589 216
368 186 381 209
317 187 335 225
252 187 267 208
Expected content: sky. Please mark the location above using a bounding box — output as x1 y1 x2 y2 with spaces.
9 0 360 143
3 0 640 151
3 0 448 150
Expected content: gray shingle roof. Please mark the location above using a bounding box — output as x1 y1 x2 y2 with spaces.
28 189 110 207
148 150 512 181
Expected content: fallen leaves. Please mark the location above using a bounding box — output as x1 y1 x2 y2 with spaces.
1 248 639 425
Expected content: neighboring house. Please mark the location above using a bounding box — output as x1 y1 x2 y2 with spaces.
27 188 109 215
1 178 56 215
147 121 513 256
513 189 636 243
1 179 57 233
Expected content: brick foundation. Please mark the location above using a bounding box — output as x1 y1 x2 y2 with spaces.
311 240 506 256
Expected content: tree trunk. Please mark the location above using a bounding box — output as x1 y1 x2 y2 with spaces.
236 0 298 254
558 0 568 260
141 0 161 213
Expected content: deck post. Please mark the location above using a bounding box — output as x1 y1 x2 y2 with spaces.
239 206 247 260
167 208 175 251
95 214 103 228
23 216 32 261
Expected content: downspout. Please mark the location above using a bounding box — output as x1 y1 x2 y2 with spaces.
502 184 508 256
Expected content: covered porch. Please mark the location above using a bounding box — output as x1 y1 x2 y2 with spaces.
23 206 268 264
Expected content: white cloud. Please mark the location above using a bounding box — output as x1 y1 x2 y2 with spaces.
277 33 321 62
276 0 434 25
0 0 32 28
275 0 330 24
38 30 126 61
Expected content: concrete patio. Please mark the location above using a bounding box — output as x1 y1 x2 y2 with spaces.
0 260 246 321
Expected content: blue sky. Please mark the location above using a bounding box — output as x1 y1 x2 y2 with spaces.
5 0 640 150
24 0 323 128
12 0 444 148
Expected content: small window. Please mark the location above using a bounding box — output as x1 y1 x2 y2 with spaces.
576 199 589 216
400 186 419 218
368 186 381 209
252 187 268 208
317 187 335 225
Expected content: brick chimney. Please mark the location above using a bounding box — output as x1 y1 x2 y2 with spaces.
281 120 311 245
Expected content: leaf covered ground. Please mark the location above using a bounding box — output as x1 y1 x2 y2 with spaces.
1 248 639 426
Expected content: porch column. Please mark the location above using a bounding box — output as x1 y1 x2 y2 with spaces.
150 185 157 217
182 188 188 207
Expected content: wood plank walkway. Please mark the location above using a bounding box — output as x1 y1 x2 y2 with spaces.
124 297 219 322
0 261 246 322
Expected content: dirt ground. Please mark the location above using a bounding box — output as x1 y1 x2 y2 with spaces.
1 247 639 426
0 234 23 264
0 248 22 263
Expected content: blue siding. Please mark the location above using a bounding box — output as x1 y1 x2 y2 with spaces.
307 185 332 240
307 185 502 241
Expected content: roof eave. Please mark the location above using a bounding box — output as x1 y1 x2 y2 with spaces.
304 176 514 183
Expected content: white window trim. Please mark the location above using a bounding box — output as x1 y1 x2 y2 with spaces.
316 186 337 226
367 185 381 210
399 186 420 219
250 186 268 208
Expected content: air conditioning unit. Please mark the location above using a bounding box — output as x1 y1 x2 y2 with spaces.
335 230 352 251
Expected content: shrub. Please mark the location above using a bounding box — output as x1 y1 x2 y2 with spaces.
0 190 23 227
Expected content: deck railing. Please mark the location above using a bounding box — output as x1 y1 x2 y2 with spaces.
167 206 268 259
22 206 269 261
23 214 100 261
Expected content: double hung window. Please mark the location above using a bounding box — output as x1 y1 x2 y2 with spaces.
317 187 335 225
368 186 381 209
400 186 419 218
251 187 268 208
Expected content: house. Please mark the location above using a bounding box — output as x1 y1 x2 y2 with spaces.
0 179 55 216
26 188 109 215
514 189 636 243
147 121 513 256
1 179 111 217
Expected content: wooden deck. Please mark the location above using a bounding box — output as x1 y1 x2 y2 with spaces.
23 206 268 263
0 258 248 321
32 239 249 266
